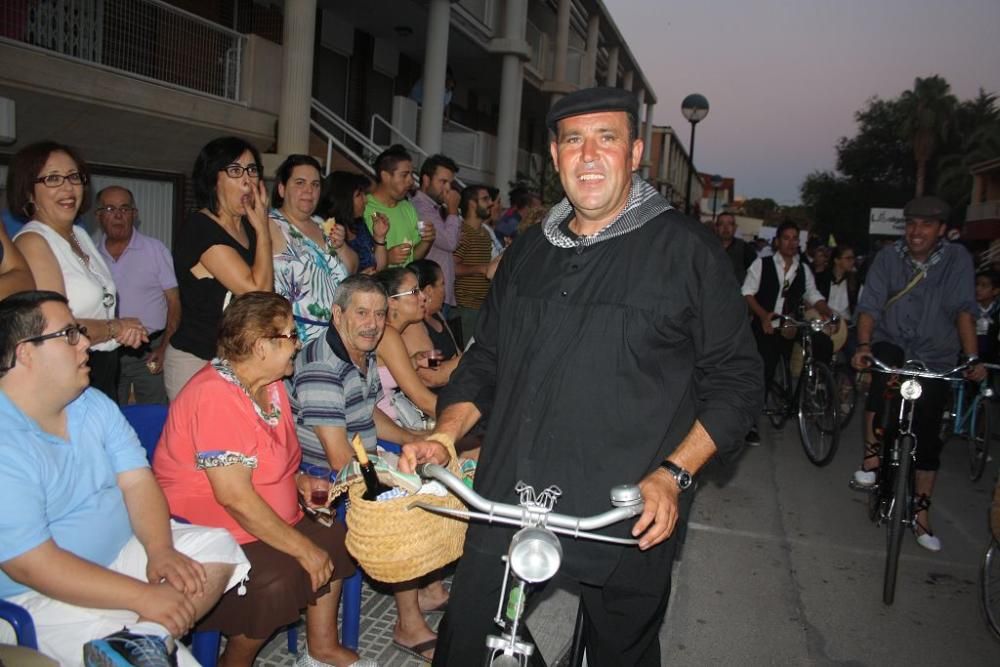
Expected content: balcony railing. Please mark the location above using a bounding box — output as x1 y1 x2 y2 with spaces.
0 0 245 101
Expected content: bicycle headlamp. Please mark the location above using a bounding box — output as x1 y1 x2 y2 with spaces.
900 378 922 401
509 527 563 582
810 319 824 333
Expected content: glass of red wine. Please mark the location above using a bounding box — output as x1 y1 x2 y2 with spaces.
307 465 332 507
427 348 444 369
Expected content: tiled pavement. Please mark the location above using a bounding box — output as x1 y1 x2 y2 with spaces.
255 578 439 666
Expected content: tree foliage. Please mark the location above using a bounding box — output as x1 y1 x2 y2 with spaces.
800 76 999 252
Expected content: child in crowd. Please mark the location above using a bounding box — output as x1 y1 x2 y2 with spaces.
975 270 1000 362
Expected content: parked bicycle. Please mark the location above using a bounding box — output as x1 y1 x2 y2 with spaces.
850 356 972 605
982 472 1000 639
939 364 999 482
763 312 841 466
411 462 645 666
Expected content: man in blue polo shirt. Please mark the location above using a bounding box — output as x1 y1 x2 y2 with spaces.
286 274 442 661
0 291 249 666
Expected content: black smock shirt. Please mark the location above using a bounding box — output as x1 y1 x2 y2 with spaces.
439 176 763 585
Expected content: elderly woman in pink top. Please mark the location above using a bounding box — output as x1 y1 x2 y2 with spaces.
153 292 373 667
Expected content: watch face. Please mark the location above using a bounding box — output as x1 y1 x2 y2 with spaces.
677 472 693 489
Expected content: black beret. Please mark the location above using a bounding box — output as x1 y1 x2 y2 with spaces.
546 86 639 135
903 196 950 221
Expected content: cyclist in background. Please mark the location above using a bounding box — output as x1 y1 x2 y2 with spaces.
851 196 984 552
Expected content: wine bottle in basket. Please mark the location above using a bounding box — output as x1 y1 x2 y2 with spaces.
351 434 391 500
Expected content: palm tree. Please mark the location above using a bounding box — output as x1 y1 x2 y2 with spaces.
899 76 958 196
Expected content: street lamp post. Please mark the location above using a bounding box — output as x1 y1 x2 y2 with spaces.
710 173 724 223
681 94 709 216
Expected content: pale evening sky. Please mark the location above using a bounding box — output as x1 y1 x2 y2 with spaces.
603 0 1000 204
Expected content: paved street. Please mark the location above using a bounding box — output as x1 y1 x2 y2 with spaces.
664 416 1000 666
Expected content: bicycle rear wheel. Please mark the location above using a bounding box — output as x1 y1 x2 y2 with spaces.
766 355 791 429
983 539 1000 640
884 434 915 605
798 362 840 466
969 399 992 482
834 365 858 429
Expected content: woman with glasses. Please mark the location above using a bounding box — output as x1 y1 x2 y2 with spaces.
154 292 373 667
373 267 439 426
164 136 273 400
403 259 461 387
8 141 148 398
268 155 358 345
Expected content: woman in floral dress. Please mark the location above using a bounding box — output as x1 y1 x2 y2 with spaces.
269 155 358 343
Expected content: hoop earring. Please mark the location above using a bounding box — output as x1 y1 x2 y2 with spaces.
22 201 35 218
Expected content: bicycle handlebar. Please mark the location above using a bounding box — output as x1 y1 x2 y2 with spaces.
775 313 839 331
412 463 645 546
866 356 975 380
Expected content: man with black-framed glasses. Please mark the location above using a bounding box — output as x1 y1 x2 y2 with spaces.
0 291 249 665
96 186 180 405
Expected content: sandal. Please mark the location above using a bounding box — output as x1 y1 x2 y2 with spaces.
861 440 880 473
913 494 942 552
852 441 880 488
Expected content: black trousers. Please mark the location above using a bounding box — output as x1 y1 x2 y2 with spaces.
87 349 120 401
433 492 692 667
752 323 833 397
864 341 949 471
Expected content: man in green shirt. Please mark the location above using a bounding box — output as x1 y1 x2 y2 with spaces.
365 145 435 266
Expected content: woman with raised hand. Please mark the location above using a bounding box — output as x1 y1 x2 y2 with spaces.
164 136 273 400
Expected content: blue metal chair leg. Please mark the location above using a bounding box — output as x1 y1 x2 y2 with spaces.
190 630 221 667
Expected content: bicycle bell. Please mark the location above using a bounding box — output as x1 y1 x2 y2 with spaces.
508 527 563 582
900 378 922 400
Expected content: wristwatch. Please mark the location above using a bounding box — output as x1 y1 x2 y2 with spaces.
659 460 693 492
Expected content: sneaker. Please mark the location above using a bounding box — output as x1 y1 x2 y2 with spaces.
83 629 177 667
916 532 942 552
852 469 876 487
295 653 380 667
746 428 761 447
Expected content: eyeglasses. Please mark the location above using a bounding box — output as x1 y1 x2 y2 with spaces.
267 330 299 341
34 172 87 188
389 287 420 299
222 163 261 179
96 205 136 216
21 324 89 347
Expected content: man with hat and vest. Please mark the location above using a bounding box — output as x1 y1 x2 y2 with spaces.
742 220 835 443
851 195 983 552
399 86 762 664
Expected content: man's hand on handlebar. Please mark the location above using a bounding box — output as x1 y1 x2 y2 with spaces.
965 362 987 382
399 440 452 474
851 349 873 372
632 468 681 551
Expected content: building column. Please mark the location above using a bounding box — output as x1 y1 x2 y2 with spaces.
642 101 655 179
552 0 572 85
583 13 600 88
418 0 452 155
622 69 634 91
494 0 529 192
605 46 619 87
277 0 317 155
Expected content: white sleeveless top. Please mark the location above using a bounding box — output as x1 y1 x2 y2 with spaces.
15 221 120 352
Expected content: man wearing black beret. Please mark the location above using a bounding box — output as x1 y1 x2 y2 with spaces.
401 86 763 664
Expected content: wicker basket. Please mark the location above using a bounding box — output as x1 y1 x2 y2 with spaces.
344 466 468 583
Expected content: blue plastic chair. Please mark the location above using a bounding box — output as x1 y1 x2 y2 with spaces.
0 599 38 649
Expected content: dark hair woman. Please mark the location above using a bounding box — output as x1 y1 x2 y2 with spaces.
9 141 148 398
164 136 273 400
269 155 358 344
320 171 387 275
403 259 461 387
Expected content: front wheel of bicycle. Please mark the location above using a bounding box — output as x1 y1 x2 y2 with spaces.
983 539 1000 640
970 399 992 482
883 433 915 606
767 355 791 429
798 362 840 466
